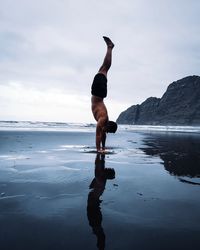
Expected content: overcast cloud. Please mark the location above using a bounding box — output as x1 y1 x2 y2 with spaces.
0 0 200 122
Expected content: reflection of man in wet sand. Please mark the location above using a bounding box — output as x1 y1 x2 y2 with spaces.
87 154 115 250
91 37 117 153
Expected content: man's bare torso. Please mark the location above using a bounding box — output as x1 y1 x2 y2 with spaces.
91 96 108 122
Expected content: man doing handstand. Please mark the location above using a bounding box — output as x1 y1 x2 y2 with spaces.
91 36 117 153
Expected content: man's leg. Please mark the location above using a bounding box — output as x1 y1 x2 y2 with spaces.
98 37 114 77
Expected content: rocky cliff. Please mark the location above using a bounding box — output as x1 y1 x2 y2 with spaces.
117 75 200 125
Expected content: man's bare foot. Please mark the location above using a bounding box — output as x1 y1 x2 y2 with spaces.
103 36 114 49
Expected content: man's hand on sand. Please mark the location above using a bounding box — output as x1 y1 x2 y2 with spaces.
97 149 106 154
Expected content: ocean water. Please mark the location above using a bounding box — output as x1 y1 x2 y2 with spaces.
0 121 200 250
1 120 200 133
0 121 96 132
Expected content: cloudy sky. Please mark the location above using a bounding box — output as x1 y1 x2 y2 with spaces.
0 0 200 123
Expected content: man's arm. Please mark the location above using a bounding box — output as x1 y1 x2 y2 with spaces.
96 118 107 152
102 132 106 150
96 125 102 152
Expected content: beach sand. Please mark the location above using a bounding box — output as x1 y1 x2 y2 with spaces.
0 128 200 250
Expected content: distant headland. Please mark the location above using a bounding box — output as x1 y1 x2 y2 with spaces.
117 75 200 125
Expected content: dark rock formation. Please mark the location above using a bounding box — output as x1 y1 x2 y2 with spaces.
117 75 200 125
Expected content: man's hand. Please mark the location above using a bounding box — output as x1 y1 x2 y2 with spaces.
97 149 106 154
96 117 107 152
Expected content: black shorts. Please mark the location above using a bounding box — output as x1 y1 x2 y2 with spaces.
91 73 107 98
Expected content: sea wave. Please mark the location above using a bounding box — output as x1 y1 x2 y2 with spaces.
1 121 200 133
120 125 200 133
0 121 95 132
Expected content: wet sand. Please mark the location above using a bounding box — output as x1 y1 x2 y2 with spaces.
0 129 200 250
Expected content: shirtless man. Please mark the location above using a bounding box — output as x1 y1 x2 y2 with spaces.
91 36 117 153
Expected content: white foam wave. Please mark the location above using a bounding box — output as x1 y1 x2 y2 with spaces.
119 125 200 133
60 145 87 149
0 121 95 132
